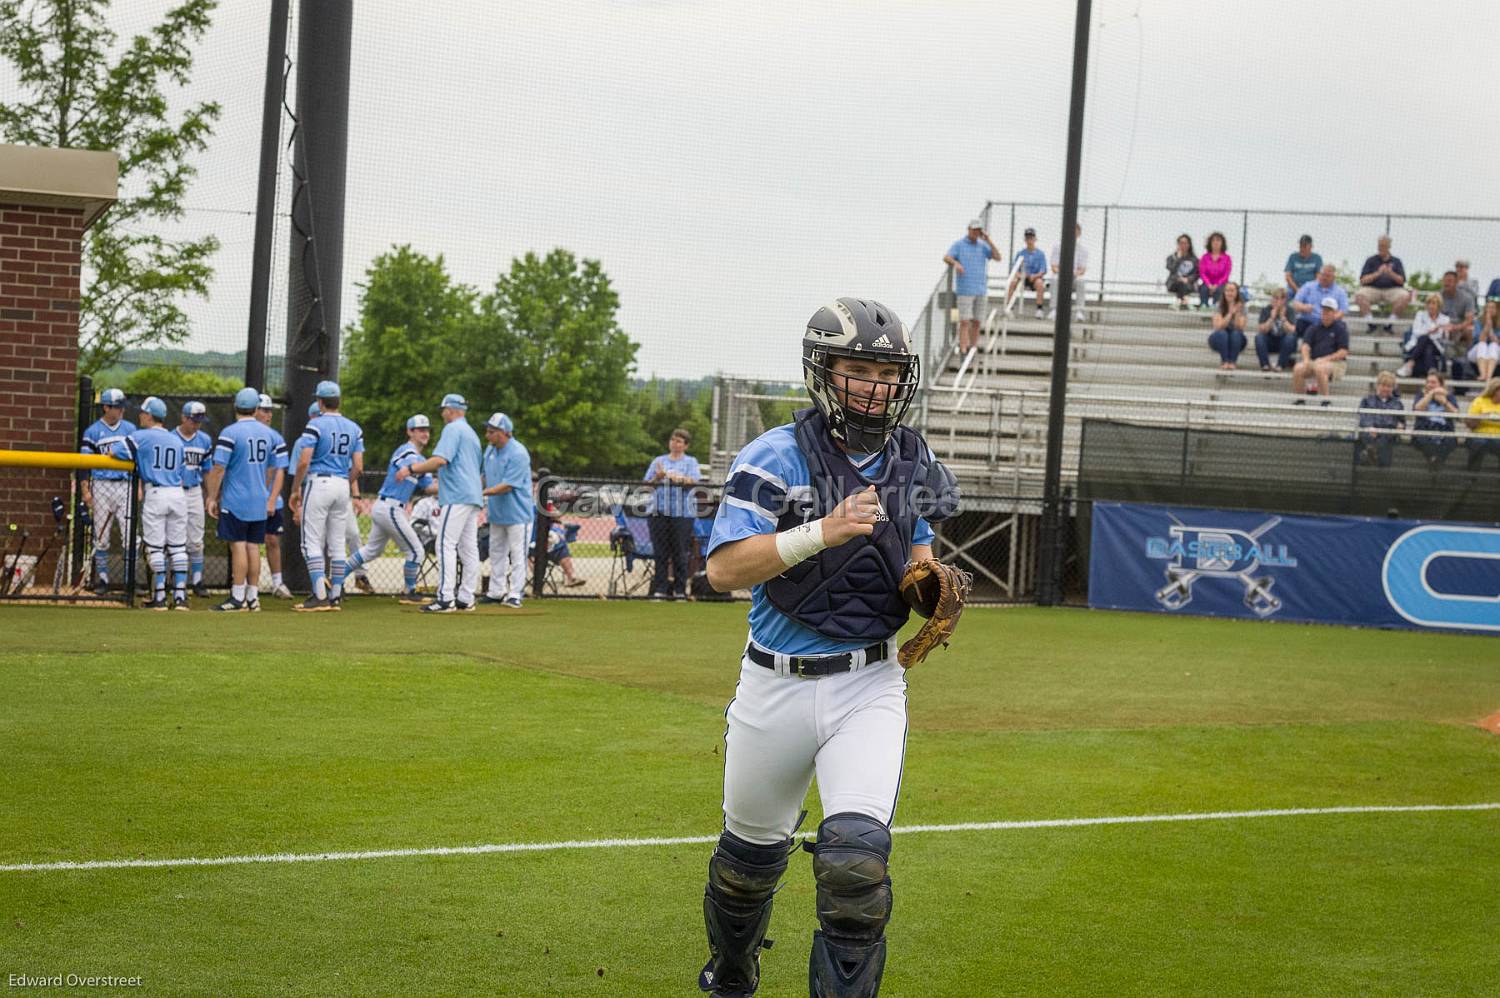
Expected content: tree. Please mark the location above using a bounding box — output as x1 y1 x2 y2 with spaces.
631 379 712 467
457 249 645 475
0 0 221 376
122 363 240 397
340 245 475 457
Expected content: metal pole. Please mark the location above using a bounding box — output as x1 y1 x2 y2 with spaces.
1098 206 1109 303
1036 0 1092 607
244 0 291 391
280 0 353 592
1239 210 1249 286
531 478 553 599
72 376 92 583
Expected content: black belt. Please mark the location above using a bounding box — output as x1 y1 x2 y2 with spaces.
312 473 344 478
746 640 891 677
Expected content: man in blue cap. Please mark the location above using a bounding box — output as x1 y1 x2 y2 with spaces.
400 393 482 612
79 387 137 593
203 387 288 611
347 414 437 603
110 397 189 609
175 401 214 596
480 412 534 607
289 381 364 612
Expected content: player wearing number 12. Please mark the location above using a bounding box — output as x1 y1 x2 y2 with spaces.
111 396 189 610
289 381 365 612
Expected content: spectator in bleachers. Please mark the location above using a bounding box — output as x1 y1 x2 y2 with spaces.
1464 378 1500 470
1399 294 1452 380
1291 264 1347 336
1284 235 1322 296
1469 300 1500 383
1164 234 1199 309
1456 259 1479 297
1355 235 1412 323
944 220 999 354
1356 371 1405 467
1256 287 1299 372
1049 222 1089 321
1412 371 1460 469
1439 269 1477 358
1198 232 1232 309
1208 282 1248 369
1008 227 1049 318
1291 298 1349 403
1487 276 1500 302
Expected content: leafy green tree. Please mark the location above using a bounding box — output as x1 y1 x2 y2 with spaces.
457 249 644 475
341 246 476 457
0 0 221 376
122 363 240 397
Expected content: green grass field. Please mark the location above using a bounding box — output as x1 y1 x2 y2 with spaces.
1 601 1497 996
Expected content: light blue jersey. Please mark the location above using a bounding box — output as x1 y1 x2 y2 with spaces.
484 438 535 525
1012 246 1048 276
81 417 137 481
1293 280 1348 317
433 417 483 506
213 418 289 522
378 441 433 503
297 412 364 476
176 428 214 488
707 424 934 656
946 237 994 297
112 427 186 487
644 453 702 517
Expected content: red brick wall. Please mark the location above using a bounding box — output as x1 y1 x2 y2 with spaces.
0 202 84 585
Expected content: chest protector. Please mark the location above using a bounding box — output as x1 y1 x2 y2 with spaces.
765 408 951 642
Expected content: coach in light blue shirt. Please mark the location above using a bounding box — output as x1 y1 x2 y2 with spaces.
401 394 484 609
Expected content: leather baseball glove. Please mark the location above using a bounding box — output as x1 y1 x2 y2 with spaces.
897 559 973 669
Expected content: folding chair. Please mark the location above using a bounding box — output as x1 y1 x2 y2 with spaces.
607 510 656 597
533 521 582 594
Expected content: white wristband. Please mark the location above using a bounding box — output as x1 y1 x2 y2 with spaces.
775 518 828 568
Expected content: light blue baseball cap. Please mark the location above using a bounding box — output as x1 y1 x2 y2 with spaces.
307 401 321 418
485 412 513 433
141 396 167 420
182 400 207 420
315 380 341 399
406 414 431 430
440 393 468 410
100 388 125 407
234 387 261 411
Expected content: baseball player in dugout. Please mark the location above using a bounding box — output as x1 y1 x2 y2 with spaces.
696 298 971 998
79 387 136 593
175 401 214 597
109 396 189 610
289 381 364 612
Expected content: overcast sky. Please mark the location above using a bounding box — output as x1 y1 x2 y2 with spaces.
44 1 1500 383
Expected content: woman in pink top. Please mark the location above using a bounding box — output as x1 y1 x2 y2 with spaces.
1198 231 1233 309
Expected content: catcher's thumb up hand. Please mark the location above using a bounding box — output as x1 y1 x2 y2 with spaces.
825 485 880 546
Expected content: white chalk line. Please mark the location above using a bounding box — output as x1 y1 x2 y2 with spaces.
4 802 1496 874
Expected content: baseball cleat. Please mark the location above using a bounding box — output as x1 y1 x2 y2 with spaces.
501 597 522 609
294 595 331 613
477 595 505 605
270 584 294 599
172 598 191 612
396 591 428 605
421 601 455 613
147 598 169 611
211 597 247 612
353 576 375 595
191 582 211 599
93 580 110 596
455 600 476 612
329 597 343 611
245 599 261 612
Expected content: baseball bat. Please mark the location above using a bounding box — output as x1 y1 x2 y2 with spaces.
75 508 111 593
48 497 67 594
0 524 19 595
1 527 30 596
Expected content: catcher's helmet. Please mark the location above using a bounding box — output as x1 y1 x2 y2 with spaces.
802 297 920 453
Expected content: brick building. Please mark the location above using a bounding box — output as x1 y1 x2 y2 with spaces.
0 144 117 586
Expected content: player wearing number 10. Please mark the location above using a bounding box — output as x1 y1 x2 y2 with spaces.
111 396 189 610
204 387 289 612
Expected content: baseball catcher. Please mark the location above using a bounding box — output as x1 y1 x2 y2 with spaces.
697 297 963 998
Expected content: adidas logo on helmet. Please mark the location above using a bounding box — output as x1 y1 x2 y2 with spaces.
871 333 894 349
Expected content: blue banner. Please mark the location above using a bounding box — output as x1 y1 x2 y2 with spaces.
1089 502 1500 634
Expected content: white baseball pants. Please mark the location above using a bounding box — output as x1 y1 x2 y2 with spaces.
720 650 908 844
140 484 188 583
355 497 424 564
436 503 480 606
487 522 529 600
182 484 205 561
300 476 350 588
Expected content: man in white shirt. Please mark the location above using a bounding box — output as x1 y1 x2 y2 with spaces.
1050 222 1090 321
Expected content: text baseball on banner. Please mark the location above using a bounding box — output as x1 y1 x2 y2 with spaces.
1089 502 1500 634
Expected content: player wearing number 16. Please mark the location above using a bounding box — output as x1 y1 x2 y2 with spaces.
203 387 289 612
110 396 189 610
289 381 365 612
